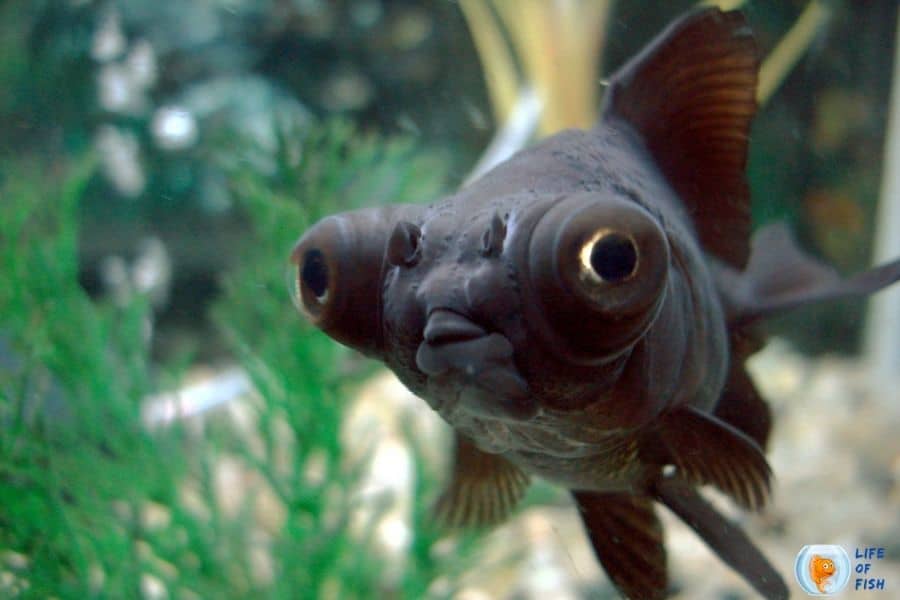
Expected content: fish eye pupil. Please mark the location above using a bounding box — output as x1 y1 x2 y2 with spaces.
590 233 638 282
301 249 329 299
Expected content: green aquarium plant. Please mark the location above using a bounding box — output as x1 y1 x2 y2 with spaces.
0 120 491 599
0 157 191 598
212 119 489 598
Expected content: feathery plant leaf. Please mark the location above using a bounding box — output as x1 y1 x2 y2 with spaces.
212 118 492 597
0 120 484 599
0 156 197 597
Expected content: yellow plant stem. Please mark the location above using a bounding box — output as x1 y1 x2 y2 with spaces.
757 1 831 105
699 0 747 11
459 0 519 123
464 0 612 136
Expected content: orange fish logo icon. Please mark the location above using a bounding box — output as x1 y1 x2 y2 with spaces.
795 545 850 595
809 555 836 593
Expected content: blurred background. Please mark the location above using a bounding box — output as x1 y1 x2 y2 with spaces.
1 1 899 598
5 0 899 357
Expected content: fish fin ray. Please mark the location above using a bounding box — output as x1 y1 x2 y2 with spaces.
656 407 771 510
714 330 773 449
601 7 758 268
654 477 788 599
724 221 900 324
572 491 667 600
433 434 529 529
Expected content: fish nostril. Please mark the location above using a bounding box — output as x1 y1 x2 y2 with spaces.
423 309 487 344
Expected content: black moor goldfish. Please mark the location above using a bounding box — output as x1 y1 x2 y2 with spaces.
291 8 900 599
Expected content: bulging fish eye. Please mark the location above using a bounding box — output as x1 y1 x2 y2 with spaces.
526 192 669 363
292 227 341 321
290 206 422 356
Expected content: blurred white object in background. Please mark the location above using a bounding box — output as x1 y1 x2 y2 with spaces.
151 106 198 151
96 125 146 197
142 366 250 428
91 10 126 62
132 236 173 309
99 236 172 310
127 39 158 89
95 25 157 116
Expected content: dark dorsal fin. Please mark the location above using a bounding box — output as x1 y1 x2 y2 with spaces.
602 8 759 268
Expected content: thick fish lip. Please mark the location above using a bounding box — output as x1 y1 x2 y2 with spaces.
417 308 512 375
416 332 515 377
423 309 487 344
416 310 538 420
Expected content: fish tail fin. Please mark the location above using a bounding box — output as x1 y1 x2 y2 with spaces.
723 222 900 325
653 477 789 600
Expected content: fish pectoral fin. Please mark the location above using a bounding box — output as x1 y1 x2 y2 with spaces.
723 221 900 325
713 332 773 450
655 406 771 510
433 434 529 529
653 477 789 600
572 491 667 600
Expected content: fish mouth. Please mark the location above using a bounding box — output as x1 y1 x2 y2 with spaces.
423 309 488 344
416 309 537 421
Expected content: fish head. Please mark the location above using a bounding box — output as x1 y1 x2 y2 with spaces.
293 182 672 437
380 197 535 423
391 188 671 428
